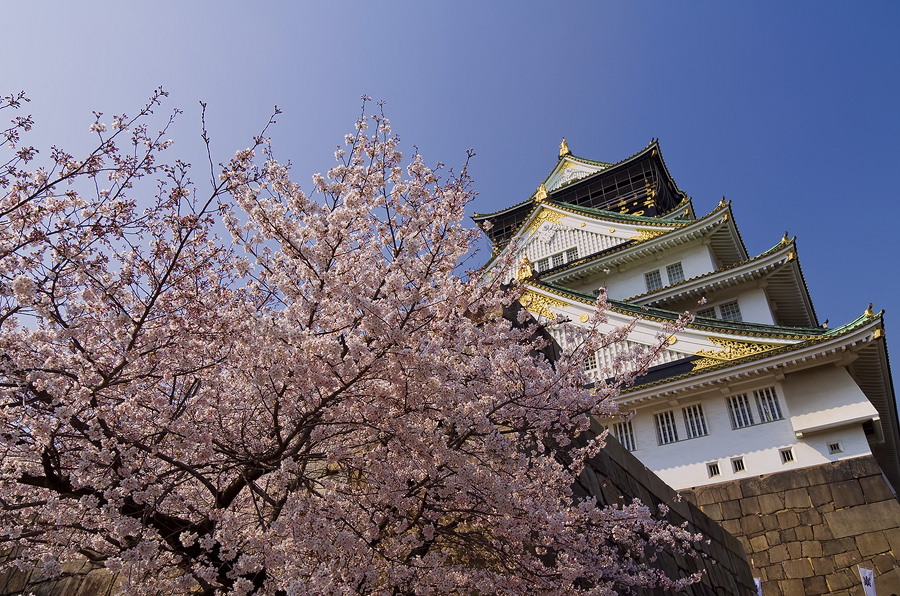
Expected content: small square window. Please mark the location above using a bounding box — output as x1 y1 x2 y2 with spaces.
645 270 663 292
696 306 716 319
780 448 795 464
828 442 843 454
732 457 745 473
666 262 685 284
707 462 720 478
613 420 636 452
720 300 743 322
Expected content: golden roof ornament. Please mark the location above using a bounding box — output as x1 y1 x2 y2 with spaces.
718 196 727 208
559 137 571 157
515 255 533 281
781 231 790 245
535 182 548 203
865 303 876 318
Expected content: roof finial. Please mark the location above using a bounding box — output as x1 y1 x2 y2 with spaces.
781 231 790 245
865 303 876 318
559 137 571 157
822 319 829 329
718 196 727 208
535 182 548 203
515 255 533 281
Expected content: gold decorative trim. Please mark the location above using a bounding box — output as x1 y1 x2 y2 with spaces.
525 207 566 235
579 313 590 323
864 303 876 319
692 337 784 370
534 182 548 203
630 228 669 243
873 329 885 339
519 290 568 320
559 137 571 157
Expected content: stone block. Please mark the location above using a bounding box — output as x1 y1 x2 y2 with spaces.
701 503 723 521
765 563 785 580
721 519 742 536
783 487 810 509
856 530 890 557
833 549 862 569
873 551 898 574
821 460 855 483
813 523 833 541
794 524 813 541
802 575 829 595
724 481 743 501
779 578 806 596
768 544 789 564
786 540 802 559
750 549 769 567
860 474 896 504
812 555 835 576
775 510 800 529
801 540 823 557
823 537 856 556
783 558 815 579
721 499 742 520
798 507 822 526
807 483 833 507
831 479 865 508
739 495 760 516
75 571 116 596
780 528 797 543
885 526 900 552
758 493 784 514
825 569 856 591
825 500 900 538
695 485 728 506
848 454 881 477
741 514 765 535
765 530 782 546
749 534 768 552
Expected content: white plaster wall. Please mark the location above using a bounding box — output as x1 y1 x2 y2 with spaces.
781 366 878 434
616 375 875 490
569 243 717 299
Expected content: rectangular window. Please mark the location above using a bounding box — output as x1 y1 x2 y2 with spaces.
780 448 795 464
552 252 565 268
535 258 549 273
613 420 636 452
655 410 679 445
828 442 843 454
682 404 708 439
727 394 755 429
754 387 783 422
645 269 663 292
732 457 745 473
707 462 720 478
696 306 716 319
719 300 743 322
666 262 685 284
566 248 578 263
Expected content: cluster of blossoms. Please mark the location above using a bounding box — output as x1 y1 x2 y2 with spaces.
0 92 701 595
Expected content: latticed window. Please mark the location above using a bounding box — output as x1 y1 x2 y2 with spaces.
535 258 549 273
566 247 578 263
613 420 636 452
682 404 708 438
719 300 742 322
645 270 663 292
552 252 565 268
696 306 716 319
666 262 685 284
655 410 679 445
583 352 598 374
727 394 755 429
754 387 783 422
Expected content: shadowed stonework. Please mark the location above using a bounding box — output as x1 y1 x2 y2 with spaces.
681 455 900 595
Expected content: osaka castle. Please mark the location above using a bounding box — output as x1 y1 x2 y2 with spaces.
474 139 900 592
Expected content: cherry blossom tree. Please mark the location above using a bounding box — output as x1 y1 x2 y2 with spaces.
0 90 700 595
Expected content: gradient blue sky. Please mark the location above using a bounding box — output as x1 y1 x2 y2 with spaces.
5 2 899 351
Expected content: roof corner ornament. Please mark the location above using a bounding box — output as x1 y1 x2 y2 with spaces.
559 137 571 157
535 182 548 203
865 303 876 319
781 231 790 245
718 196 727 208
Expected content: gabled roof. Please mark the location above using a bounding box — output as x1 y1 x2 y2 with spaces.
624 237 819 328
536 202 747 284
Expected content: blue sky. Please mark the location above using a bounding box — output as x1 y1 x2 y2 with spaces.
5 2 899 348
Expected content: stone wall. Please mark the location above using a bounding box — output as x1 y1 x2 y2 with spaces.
577 420 757 595
680 455 900 596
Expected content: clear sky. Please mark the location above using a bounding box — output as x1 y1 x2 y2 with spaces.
5 2 900 352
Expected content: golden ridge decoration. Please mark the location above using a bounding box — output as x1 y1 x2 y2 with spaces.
534 182 548 203
691 336 784 371
559 137 571 157
630 228 669 243
519 290 568 320
515 255 533 281
526 207 566 236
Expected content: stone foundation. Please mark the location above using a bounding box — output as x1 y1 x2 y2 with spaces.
680 455 900 595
